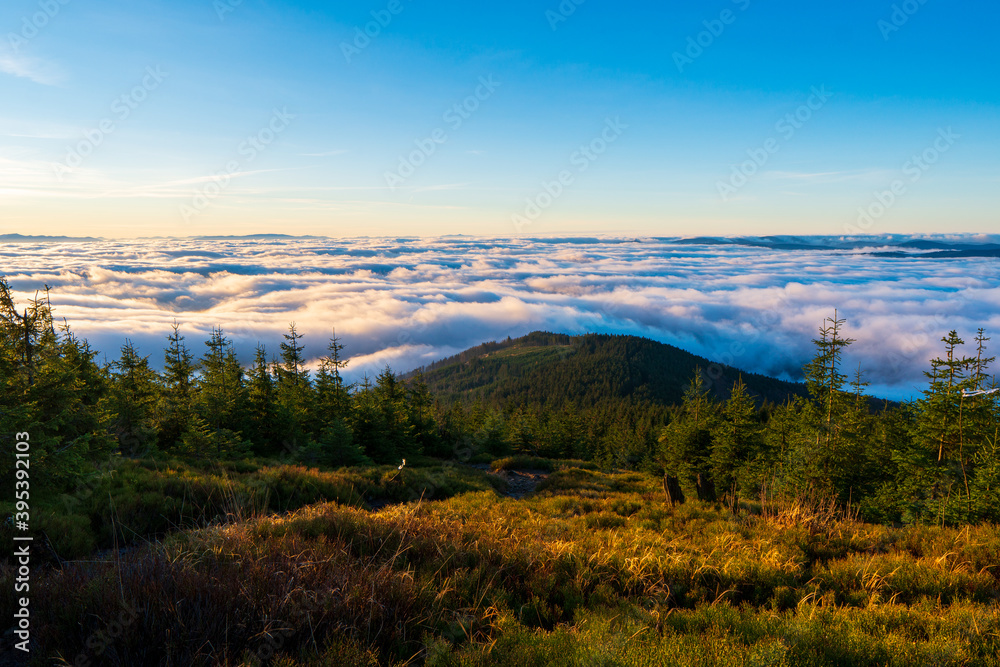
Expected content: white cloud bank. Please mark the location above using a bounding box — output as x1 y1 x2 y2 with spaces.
2 236 997 400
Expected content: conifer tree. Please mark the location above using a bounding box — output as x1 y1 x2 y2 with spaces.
789 311 857 493
709 377 763 496
310 420 368 467
905 332 979 523
275 323 311 450
374 366 418 458
304 330 368 466
158 322 195 450
278 322 309 387
508 405 537 456
195 327 248 455
245 344 284 455
965 329 997 448
1 281 113 489
406 372 445 457
658 369 717 497
313 329 351 425
760 398 802 494
917 331 974 464
351 375 396 463
107 340 160 456
802 310 855 463
834 363 878 504
970 432 1000 522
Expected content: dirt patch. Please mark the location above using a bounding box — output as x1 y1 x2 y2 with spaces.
495 469 548 499
466 464 549 499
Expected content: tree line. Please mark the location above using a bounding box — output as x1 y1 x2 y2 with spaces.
1 279 997 525
659 312 999 524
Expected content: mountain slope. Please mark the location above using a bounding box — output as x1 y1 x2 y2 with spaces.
412 331 808 409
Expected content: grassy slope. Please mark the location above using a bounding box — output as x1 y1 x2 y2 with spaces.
0 456 505 561
7 468 998 666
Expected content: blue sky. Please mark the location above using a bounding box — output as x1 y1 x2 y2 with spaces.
1 0 997 237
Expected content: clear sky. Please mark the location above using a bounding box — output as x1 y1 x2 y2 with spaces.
1 0 997 238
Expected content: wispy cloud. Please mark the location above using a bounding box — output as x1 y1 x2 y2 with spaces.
95 169 291 199
299 149 349 157
0 49 64 85
408 183 471 197
761 169 893 184
0 117 77 139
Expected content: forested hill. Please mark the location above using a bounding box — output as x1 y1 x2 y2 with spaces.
411 332 809 409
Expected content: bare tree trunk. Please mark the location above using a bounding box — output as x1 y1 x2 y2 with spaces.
695 473 716 502
663 474 685 507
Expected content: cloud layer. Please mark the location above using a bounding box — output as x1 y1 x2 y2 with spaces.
3 236 998 400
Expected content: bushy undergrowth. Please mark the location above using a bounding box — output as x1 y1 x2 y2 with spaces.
0 457 501 560
3 469 998 666
490 455 599 473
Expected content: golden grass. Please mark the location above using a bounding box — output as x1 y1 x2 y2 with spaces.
4 466 998 666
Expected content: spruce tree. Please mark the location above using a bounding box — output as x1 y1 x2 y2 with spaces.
374 366 418 458
803 311 855 459
795 311 856 493
835 363 877 505
107 340 160 456
917 331 974 463
194 327 248 456
313 329 351 426
351 375 396 463
245 344 283 455
275 323 312 451
278 322 309 387
158 322 195 451
1 280 115 491
658 369 717 497
965 329 997 449
962 329 997 518
908 331 978 523
709 377 763 497
406 372 444 457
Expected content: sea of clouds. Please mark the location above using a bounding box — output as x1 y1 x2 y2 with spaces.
2 236 998 400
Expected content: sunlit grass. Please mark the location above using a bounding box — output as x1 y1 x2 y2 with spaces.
3 467 998 666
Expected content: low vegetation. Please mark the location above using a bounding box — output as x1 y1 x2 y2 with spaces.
4 468 998 666
0 456 504 560
489 455 598 473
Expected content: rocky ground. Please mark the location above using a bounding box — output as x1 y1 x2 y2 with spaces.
466 464 549 499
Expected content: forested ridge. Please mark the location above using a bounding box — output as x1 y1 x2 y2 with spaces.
2 278 998 540
411 330 810 407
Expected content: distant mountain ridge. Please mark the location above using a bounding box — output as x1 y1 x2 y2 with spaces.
3 232 997 250
0 233 101 243
663 234 1000 255
410 331 811 410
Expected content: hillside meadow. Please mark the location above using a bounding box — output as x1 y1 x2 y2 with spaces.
3 462 998 666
